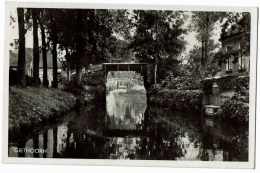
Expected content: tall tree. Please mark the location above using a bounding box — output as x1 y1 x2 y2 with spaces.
50 9 132 85
191 12 223 72
17 8 26 87
39 9 48 87
130 10 187 85
49 9 58 88
32 8 40 86
75 9 85 85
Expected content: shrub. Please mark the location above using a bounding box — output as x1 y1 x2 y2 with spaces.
9 69 34 86
158 75 201 90
215 96 249 125
82 71 104 87
87 84 106 102
62 78 85 96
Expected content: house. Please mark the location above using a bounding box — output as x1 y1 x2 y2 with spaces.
218 26 250 77
9 48 33 77
9 40 65 86
202 23 250 117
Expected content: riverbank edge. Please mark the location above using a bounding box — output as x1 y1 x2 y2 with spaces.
9 86 77 136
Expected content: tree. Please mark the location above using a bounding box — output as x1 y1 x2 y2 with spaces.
130 10 187 85
32 8 40 86
17 8 26 87
49 9 58 88
41 9 132 86
191 12 222 70
75 9 85 85
39 9 48 87
185 45 220 80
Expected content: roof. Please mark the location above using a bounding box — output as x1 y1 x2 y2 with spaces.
9 48 62 69
219 31 244 42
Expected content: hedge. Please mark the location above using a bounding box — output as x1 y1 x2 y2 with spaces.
150 88 203 112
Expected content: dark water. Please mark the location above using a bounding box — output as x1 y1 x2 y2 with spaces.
8 88 248 161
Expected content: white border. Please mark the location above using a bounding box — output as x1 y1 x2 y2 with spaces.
2 1 258 169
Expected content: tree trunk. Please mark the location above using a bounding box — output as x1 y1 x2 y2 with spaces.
40 10 48 87
202 14 209 78
67 64 70 81
32 9 40 86
201 37 205 67
17 8 26 88
154 57 158 85
154 11 159 86
204 14 209 67
52 33 58 88
75 9 84 86
50 11 58 88
65 48 70 81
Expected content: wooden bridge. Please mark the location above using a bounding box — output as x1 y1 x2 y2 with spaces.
103 63 150 90
103 63 147 72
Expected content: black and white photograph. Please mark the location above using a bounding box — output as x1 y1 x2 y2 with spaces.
2 1 258 168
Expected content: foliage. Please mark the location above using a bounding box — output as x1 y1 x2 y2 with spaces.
190 12 224 68
214 12 250 68
62 78 86 96
220 12 250 55
129 10 187 84
215 95 249 125
9 69 34 86
63 70 105 101
82 71 104 87
82 71 106 101
202 75 249 95
214 46 242 66
180 45 221 87
156 71 201 90
149 88 203 112
56 9 132 68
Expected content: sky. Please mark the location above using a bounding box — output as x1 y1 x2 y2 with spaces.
8 8 222 60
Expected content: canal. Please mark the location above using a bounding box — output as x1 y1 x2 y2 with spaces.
8 73 248 161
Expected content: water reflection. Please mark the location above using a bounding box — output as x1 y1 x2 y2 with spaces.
106 71 146 130
8 73 248 161
8 105 248 161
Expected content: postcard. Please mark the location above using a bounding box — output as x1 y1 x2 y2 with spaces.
2 1 258 168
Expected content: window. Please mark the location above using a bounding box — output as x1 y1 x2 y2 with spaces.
239 55 246 70
225 45 233 72
226 57 232 71
226 45 232 52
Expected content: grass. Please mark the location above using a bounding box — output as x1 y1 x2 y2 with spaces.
9 86 77 134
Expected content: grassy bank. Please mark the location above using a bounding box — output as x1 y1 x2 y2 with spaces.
9 87 77 134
